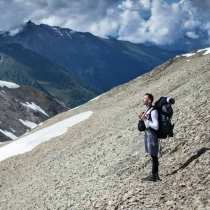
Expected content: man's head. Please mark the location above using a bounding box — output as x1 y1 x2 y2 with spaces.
143 93 154 107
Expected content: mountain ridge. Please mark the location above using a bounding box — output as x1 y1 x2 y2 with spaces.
0 21 185 92
0 47 209 209
0 43 101 107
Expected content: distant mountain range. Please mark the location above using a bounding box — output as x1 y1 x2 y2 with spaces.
145 31 209 52
0 21 184 93
0 43 101 107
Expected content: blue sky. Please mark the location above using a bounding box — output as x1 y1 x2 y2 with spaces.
165 0 180 3
0 0 210 45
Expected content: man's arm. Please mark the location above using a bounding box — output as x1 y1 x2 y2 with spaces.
144 110 159 130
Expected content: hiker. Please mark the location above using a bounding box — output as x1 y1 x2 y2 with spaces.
138 93 161 182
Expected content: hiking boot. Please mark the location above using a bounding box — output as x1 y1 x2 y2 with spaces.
154 173 161 181
141 173 156 182
141 173 161 182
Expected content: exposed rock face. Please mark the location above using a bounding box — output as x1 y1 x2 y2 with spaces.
0 82 68 142
0 49 209 209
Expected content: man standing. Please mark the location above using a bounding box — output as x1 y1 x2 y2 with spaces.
138 93 160 181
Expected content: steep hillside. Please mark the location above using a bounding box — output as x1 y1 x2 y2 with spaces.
0 21 183 91
0 47 209 209
0 43 101 107
0 80 68 142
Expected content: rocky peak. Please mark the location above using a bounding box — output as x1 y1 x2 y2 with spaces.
25 20 35 26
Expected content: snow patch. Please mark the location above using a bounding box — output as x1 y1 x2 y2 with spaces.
19 119 37 129
197 49 206 53
197 47 210 55
182 53 195 57
0 111 93 162
0 129 17 140
69 105 81 111
9 127 16 133
21 102 49 117
136 76 142 79
53 27 63 36
65 31 72 39
0 81 20 88
181 47 210 58
89 94 103 102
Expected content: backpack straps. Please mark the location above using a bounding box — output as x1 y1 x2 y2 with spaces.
145 106 159 132
144 106 154 115
146 106 155 121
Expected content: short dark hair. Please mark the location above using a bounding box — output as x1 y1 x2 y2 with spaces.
145 93 154 103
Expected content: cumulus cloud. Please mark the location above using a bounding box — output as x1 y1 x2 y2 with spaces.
190 0 210 10
0 0 209 45
186 31 200 39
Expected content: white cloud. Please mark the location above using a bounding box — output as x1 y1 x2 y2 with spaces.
202 22 210 44
184 20 200 30
0 0 210 45
186 31 199 39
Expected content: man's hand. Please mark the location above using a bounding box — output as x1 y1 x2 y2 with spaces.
138 112 143 119
140 114 148 121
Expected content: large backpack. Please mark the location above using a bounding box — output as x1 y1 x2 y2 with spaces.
153 96 175 139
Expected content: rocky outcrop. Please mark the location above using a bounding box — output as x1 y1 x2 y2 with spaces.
0 48 209 209
0 81 68 142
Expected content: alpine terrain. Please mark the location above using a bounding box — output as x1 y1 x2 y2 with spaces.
0 47 209 209
0 80 68 142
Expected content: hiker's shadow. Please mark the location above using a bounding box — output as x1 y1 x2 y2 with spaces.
167 147 210 175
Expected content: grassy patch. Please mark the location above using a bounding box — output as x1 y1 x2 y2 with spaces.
170 141 186 155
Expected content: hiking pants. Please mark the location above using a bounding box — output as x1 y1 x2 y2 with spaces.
144 132 159 174
144 132 159 156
